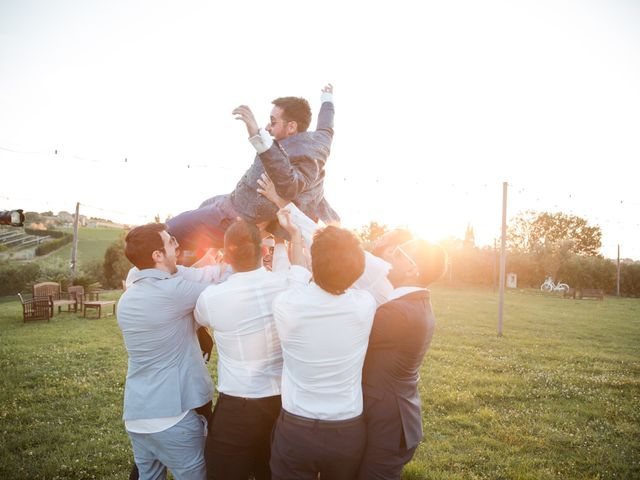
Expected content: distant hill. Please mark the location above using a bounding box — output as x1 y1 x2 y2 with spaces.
42 227 125 265
0 226 124 267
24 211 128 230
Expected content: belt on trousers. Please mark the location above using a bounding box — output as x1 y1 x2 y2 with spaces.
218 392 279 403
280 409 363 429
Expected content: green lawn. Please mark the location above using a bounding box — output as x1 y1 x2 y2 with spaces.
37 227 124 267
0 286 638 479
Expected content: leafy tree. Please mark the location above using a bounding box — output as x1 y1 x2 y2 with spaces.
103 235 132 288
24 211 45 224
89 216 113 223
558 254 616 290
357 221 388 244
508 211 602 256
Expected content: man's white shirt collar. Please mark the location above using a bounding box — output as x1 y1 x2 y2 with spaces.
387 286 427 302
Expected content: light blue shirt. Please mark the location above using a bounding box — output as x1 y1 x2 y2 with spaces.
117 268 214 421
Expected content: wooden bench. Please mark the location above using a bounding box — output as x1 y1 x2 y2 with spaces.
563 287 577 299
83 300 116 319
33 282 77 316
578 288 604 300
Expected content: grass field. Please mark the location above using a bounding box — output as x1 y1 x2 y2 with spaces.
36 227 124 267
0 286 638 479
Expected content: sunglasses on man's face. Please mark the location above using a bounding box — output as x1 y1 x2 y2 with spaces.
159 235 179 254
393 245 418 269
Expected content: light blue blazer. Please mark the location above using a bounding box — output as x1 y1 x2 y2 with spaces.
117 268 213 421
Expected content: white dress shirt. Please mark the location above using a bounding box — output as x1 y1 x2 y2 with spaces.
274 281 376 420
284 202 393 305
194 266 310 398
388 286 428 301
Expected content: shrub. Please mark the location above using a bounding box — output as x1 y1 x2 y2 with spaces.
24 228 67 239
35 233 73 256
35 258 73 291
448 247 495 285
75 258 107 289
0 261 40 296
506 250 545 287
558 255 616 293
103 236 132 289
620 262 640 297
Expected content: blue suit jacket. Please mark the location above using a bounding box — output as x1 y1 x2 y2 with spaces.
166 102 339 251
230 101 339 225
361 289 436 450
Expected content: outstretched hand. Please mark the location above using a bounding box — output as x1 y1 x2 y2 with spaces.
257 173 287 208
321 83 333 94
276 208 300 238
232 105 259 137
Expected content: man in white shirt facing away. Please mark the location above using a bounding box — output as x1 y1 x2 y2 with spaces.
257 173 394 306
269 225 377 480
194 215 308 480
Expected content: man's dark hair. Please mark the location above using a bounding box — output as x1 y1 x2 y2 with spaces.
224 220 262 272
311 226 365 295
411 240 447 287
272 96 312 132
125 223 166 269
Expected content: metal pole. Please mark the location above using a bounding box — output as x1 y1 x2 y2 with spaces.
71 202 80 279
617 244 621 297
498 182 507 336
493 238 497 293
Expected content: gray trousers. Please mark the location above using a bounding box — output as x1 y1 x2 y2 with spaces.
128 409 207 480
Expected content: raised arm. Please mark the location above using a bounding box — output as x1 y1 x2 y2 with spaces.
316 83 335 132
258 173 317 246
276 208 306 267
258 172 391 303
232 106 313 201
244 85 335 201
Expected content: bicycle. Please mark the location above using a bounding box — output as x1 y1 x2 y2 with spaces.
540 276 570 292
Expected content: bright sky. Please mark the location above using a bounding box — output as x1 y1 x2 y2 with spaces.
1 0 639 259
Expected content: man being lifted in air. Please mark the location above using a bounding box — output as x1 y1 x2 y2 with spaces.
167 83 339 261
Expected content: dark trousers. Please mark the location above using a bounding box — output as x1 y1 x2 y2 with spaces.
270 410 366 480
356 443 417 480
166 194 237 252
205 392 281 480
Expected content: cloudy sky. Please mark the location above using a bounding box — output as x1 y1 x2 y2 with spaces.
1 0 639 259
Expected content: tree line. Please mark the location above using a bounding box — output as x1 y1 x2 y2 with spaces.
2 210 639 297
359 211 640 297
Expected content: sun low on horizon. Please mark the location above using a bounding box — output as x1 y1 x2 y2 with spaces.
1 1 639 259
